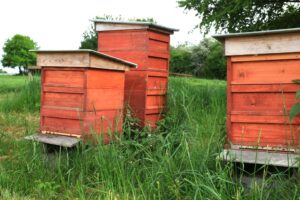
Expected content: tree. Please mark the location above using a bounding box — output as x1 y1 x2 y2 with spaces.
79 24 98 50
170 44 193 74
201 40 226 79
1 34 37 74
79 15 157 50
178 0 300 33
79 15 124 50
170 39 226 79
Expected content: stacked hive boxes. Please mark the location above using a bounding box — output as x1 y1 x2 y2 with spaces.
95 21 178 128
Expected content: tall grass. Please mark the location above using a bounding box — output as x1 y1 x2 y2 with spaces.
0 76 40 112
0 76 299 199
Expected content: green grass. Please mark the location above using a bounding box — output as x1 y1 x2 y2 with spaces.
0 76 40 112
0 76 299 199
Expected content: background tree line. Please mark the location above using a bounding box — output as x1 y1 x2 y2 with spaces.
2 1 300 76
170 39 226 79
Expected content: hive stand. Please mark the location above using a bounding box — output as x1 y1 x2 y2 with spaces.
95 20 178 128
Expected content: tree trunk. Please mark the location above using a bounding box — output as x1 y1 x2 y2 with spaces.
19 67 23 75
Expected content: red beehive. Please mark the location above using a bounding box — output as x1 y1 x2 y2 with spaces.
94 21 178 128
36 50 136 144
214 29 300 166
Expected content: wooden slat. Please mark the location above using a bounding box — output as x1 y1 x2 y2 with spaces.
146 95 166 109
43 86 84 94
37 52 89 67
231 115 300 124
231 84 300 93
231 59 300 84
231 53 300 62
231 92 296 114
86 89 124 111
148 31 170 43
149 39 169 52
219 149 298 168
44 69 84 88
224 32 300 56
90 54 128 71
229 123 300 147
43 92 84 109
86 69 125 89
98 30 148 51
147 56 168 71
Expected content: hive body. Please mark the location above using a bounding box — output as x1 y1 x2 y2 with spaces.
95 21 177 127
37 50 135 143
214 29 300 151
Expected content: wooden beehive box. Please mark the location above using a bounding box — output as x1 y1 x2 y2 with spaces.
94 20 178 128
36 50 136 143
214 29 300 166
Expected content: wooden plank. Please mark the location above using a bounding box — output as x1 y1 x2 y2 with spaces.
149 39 169 52
230 123 300 148
43 92 84 109
224 32 300 56
231 84 300 93
86 70 124 89
25 134 81 148
231 92 296 113
41 108 84 120
86 89 124 111
84 110 123 134
44 69 85 88
147 56 168 71
231 59 300 84
96 23 146 32
219 149 298 168
147 89 167 95
147 76 167 90
231 115 300 124
148 31 170 43
90 54 128 71
98 30 148 51
37 52 90 67
231 53 300 62
146 95 166 109
41 117 83 135
43 86 84 94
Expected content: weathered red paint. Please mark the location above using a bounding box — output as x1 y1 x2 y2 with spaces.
227 54 300 150
37 50 135 143
97 27 176 128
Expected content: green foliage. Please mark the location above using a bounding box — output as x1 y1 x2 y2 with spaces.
170 38 226 79
202 40 226 79
290 81 300 120
1 34 37 74
178 0 300 33
0 76 40 112
289 104 300 119
79 24 98 51
170 45 193 74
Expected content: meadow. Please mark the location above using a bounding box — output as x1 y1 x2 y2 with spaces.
0 75 299 199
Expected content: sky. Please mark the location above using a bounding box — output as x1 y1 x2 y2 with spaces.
0 0 204 72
